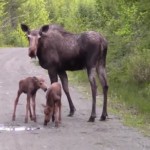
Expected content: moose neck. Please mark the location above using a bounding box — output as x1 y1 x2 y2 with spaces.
36 45 49 70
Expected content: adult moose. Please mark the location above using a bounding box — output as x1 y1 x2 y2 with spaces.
21 23 108 122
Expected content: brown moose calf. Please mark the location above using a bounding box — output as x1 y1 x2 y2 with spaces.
42 82 62 127
12 76 47 123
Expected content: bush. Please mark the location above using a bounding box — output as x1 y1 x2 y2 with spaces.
128 49 150 83
2 25 28 47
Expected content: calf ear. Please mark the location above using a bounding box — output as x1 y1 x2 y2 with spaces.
33 76 38 82
21 24 30 33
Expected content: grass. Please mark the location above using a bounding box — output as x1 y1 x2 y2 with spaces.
109 81 150 136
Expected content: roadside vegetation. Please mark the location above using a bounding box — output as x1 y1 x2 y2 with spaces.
0 0 149 135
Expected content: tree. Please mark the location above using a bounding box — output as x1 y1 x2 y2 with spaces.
19 0 49 28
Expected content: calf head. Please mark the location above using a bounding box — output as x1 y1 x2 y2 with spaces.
33 76 47 91
42 104 53 125
21 24 41 58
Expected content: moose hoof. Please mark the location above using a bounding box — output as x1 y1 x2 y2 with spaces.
100 115 106 121
33 118 37 122
52 115 55 122
88 116 95 122
55 122 59 128
12 116 15 121
31 116 36 122
68 113 74 117
44 122 47 126
30 116 33 121
68 110 75 117
24 118 28 123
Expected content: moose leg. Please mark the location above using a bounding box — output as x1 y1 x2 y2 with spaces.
31 94 36 122
12 90 22 121
87 67 97 122
59 71 76 116
96 64 108 121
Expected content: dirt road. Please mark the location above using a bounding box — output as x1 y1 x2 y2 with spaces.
0 48 149 150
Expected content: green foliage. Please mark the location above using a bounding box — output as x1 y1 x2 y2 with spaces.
0 0 49 46
110 80 150 134
128 49 150 83
19 0 49 28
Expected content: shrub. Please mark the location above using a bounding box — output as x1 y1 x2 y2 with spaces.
128 49 150 83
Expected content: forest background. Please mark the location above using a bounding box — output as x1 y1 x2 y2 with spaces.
0 0 149 134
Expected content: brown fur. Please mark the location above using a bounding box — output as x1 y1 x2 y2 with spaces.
21 24 108 122
12 76 47 123
42 82 61 127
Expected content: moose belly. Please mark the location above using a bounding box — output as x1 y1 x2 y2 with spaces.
62 59 85 71
39 60 49 70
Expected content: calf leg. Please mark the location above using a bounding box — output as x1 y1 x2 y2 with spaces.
25 94 30 123
87 67 97 122
59 102 61 123
59 71 76 116
48 70 58 120
29 104 33 121
44 107 53 126
52 112 55 122
12 90 22 121
54 103 59 127
96 64 108 121
31 94 36 122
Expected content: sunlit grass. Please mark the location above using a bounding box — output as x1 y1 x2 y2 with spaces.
109 81 150 136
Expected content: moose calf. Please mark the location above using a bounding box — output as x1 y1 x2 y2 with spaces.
42 82 62 127
12 76 47 123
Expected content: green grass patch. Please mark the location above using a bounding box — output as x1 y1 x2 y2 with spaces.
109 81 150 136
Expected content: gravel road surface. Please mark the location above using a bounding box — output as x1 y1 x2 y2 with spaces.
0 48 149 150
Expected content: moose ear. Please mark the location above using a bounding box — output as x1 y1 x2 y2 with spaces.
41 25 49 33
21 24 30 33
